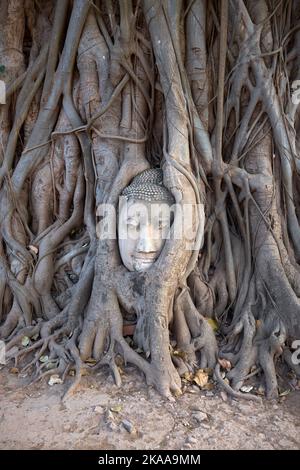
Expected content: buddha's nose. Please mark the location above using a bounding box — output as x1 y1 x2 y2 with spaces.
136 224 156 253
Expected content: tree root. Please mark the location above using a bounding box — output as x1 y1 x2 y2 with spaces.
215 364 262 402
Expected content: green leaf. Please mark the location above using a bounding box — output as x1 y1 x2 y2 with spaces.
0 65 5 74
39 355 49 363
21 336 30 347
110 405 123 413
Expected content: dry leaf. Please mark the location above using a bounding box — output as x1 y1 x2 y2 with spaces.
28 245 38 255
174 388 182 398
10 367 19 374
182 371 193 382
172 350 186 359
94 406 103 413
85 357 97 364
115 356 124 368
193 369 209 388
48 374 63 386
202 382 214 391
279 389 290 397
117 366 125 376
241 385 253 393
218 358 232 370
110 405 123 413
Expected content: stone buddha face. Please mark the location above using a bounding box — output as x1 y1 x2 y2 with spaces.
118 169 175 272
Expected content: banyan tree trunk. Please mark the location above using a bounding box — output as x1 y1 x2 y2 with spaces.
1 0 300 400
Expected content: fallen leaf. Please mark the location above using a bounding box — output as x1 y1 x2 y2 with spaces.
174 388 182 398
21 336 30 347
172 350 186 358
241 385 254 393
10 367 19 374
206 318 218 331
115 355 124 367
48 374 63 386
218 358 232 370
182 371 193 382
110 405 123 413
279 389 290 397
39 355 49 363
28 245 38 255
193 369 209 388
202 382 214 391
85 357 97 364
94 406 103 413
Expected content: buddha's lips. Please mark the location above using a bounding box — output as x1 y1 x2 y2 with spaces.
133 255 157 262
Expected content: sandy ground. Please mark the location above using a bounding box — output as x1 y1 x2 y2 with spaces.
0 365 300 450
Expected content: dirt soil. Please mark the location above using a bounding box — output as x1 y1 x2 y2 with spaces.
0 365 300 450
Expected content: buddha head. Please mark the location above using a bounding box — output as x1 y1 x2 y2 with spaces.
118 169 175 272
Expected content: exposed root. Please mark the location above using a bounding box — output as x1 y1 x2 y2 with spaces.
215 364 262 402
1 0 300 405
